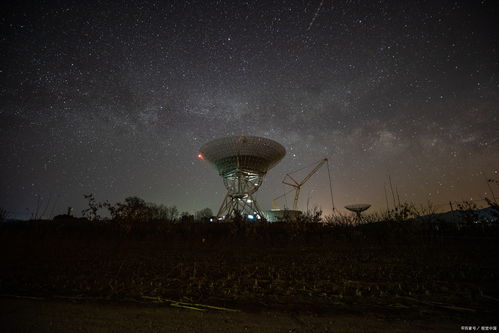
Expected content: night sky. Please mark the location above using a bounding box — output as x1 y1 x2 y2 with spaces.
1 0 497 219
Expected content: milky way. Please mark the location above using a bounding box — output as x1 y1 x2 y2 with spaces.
1 0 497 219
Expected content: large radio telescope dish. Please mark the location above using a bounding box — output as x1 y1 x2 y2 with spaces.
199 136 286 220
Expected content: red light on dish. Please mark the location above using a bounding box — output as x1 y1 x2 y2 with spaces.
197 153 204 160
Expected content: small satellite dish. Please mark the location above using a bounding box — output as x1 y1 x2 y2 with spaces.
345 204 371 220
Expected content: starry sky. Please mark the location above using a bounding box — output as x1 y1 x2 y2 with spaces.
1 0 498 219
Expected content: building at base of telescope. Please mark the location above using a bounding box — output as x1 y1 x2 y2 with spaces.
262 209 302 222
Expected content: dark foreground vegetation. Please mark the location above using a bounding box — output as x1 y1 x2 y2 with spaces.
1 212 499 325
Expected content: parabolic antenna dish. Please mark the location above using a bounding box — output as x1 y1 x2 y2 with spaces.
345 204 371 213
199 136 286 220
199 136 286 177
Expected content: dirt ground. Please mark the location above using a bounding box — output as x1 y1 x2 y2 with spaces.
1 221 498 331
0 296 476 333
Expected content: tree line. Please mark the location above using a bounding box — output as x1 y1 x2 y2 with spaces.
79 194 213 223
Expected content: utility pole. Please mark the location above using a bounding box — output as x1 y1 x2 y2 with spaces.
383 183 390 211
396 185 401 207
388 175 397 208
326 159 336 212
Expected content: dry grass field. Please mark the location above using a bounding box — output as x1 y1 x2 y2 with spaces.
1 217 498 331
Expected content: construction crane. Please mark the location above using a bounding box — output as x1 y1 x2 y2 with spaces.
275 158 335 212
271 188 295 209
